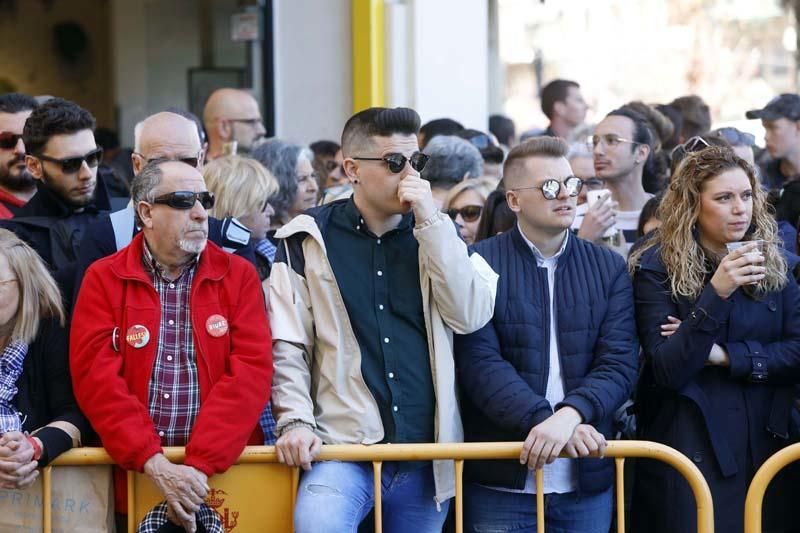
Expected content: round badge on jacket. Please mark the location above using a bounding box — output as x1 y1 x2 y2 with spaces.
206 314 229 337
125 325 150 348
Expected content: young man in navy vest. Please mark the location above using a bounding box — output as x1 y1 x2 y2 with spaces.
455 136 638 532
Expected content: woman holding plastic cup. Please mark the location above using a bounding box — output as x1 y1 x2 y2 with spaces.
628 146 800 533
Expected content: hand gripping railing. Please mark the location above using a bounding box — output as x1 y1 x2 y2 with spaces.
744 442 800 533
45 440 714 533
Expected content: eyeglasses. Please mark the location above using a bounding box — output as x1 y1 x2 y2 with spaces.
512 176 583 200
352 152 429 174
446 205 483 223
133 152 202 169
227 118 263 127
590 134 640 149
36 147 103 174
583 177 606 191
151 190 215 210
670 136 710 160
0 132 22 150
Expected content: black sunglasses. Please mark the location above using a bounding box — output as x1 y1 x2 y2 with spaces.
512 176 583 200
151 190 215 210
0 132 22 150
134 152 201 168
446 205 483 223
36 147 103 174
352 152 429 173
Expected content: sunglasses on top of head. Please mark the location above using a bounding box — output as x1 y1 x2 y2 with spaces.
352 152 429 174
151 190 215 210
36 147 103 174
0 132 22 150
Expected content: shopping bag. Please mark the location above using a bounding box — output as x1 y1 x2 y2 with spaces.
0 465 115 532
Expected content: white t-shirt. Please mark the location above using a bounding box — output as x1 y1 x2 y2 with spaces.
571 202 642 253
487 227 577 495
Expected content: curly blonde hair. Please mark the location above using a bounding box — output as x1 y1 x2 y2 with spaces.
628 146 786 299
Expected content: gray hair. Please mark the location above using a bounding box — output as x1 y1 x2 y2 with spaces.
251 139 313 224
130 159 167 227
421 135 483 188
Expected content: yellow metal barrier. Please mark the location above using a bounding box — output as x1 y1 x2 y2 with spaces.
744 442 800 533
44 441 714 533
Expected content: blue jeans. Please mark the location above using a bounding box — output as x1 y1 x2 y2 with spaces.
294 461 448 533
464 483 613 533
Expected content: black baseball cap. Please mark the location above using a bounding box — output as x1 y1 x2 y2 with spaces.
745 94 800 121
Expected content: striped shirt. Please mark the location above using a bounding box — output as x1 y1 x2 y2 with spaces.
0 341 27 433
143 242 200 446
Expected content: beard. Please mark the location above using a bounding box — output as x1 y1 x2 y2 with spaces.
0 155 36 192
178 223 208 254
40 166 96 208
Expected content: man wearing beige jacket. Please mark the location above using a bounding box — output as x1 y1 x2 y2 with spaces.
269 107 497 532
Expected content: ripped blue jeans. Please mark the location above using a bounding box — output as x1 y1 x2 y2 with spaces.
293 461 448 533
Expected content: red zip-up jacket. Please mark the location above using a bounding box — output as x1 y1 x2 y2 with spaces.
70 232 272 511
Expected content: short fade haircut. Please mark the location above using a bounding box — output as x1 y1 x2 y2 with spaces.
22 97 95 156
341 107 421 156
541 79 580 119
0 93 38 114
421 135 484 189
503 136 569 187
669 95 711 140
419 117 464 148
130 158 167 227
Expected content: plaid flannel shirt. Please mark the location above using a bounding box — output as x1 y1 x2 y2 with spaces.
137 501 222 533
0 340 27 433
143 243 200 446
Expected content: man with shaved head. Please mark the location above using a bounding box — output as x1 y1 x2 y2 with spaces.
203 88 265 159
132 111 204 175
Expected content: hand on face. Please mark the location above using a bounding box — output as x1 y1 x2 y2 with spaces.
397 173 437 222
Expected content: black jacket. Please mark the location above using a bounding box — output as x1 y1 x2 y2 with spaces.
455 228 639 492
14 318 92 465
631 245 800 533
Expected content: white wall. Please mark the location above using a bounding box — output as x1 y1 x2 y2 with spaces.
406 0 489 130
111 0 202 147
272 0 353 145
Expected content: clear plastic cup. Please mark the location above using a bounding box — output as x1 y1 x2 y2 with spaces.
725 239 764 259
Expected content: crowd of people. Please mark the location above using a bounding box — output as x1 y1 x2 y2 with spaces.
0 80 799 533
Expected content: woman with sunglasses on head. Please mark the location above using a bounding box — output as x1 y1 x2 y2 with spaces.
0 228 88 489
628 146 800 533
443 178 495 245
251 140 320 230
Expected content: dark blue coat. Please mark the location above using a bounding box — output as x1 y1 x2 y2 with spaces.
454 227 639 492
630 245 800 533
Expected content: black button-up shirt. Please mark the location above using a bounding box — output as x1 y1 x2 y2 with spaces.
323 198 435 446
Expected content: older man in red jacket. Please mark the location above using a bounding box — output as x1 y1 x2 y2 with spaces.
71 159 272 532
